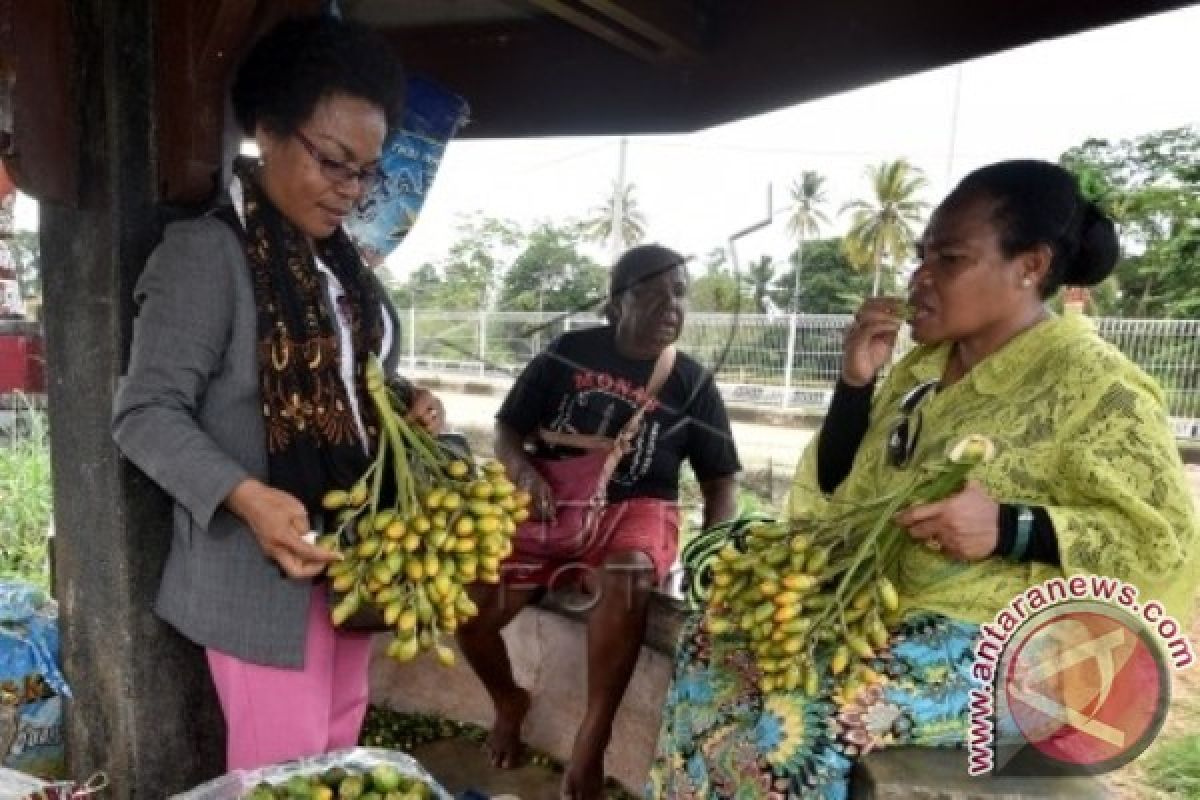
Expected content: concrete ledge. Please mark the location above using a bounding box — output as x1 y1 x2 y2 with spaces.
417 375 504 398
369 597 1108 797
853 748 1111 799
368 594 681 792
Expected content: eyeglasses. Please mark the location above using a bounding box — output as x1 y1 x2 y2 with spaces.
293 130 381 190
885 380 939 468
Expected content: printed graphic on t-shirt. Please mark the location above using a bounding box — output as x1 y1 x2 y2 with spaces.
547 366 664 487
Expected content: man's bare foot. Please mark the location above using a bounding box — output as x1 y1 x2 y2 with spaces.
561 720 607 800
560 760 604 800
486 687 531 769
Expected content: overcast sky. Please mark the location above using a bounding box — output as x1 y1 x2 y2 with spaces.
13 5 1200 281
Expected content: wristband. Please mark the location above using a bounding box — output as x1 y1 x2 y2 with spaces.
1010 505 1034 562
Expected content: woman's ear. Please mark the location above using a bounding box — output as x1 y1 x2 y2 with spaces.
1022 243 1053 290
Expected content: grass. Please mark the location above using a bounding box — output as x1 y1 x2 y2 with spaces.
0 406 52 589
1144 735 1200 798
1104 595 1200 799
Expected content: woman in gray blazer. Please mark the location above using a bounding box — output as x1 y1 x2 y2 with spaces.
112 16 440 771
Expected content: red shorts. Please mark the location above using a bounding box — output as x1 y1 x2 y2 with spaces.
502 498 680 589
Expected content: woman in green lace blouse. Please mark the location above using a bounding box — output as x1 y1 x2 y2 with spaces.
648 160 1199 798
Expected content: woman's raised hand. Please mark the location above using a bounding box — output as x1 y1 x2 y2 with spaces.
225 479 340 579
841 297 905 387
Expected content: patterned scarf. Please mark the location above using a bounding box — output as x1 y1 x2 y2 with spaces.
221 158 386 513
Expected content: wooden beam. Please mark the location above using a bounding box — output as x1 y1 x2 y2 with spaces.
383 18 698 137
0 0 11 159
526 0 665 63
579 0 703 61
154 0 322 206
44 0 231 792
156 0 255 206
3 0 77 205
196 0 260 85
526 0 702 64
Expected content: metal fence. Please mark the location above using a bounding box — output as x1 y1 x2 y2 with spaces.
400 310 1200 425
1094 318 1200 423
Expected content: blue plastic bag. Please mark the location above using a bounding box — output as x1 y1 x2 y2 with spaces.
0 582 69 779
345 75 470 265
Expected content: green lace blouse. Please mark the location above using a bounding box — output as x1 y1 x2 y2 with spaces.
787 313 1199 626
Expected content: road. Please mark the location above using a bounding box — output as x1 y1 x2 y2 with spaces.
440 388 1200 498
440 389 815 470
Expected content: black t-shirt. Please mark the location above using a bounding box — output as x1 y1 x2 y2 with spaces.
496 326 742 503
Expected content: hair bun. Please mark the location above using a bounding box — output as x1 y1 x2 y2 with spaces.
1066 202 1119 287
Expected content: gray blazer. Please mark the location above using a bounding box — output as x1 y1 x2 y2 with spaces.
112 215 400 668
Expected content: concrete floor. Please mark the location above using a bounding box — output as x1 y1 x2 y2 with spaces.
414 738 636 800
415 738 565 800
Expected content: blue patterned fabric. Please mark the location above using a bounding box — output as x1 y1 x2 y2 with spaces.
647 612 979 799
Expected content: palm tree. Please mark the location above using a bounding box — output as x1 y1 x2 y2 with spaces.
841 159 930 295
584 182 647 253
785 170 831 313
740 255 778 314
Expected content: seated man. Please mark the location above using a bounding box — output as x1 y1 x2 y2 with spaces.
456 244 740 800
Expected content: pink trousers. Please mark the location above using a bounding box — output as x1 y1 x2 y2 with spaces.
205 585 373 771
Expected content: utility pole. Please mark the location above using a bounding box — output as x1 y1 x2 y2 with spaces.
791 239 804 315
944 64 964 185
610 137 628 263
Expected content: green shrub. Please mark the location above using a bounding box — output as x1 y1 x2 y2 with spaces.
0 408 53 589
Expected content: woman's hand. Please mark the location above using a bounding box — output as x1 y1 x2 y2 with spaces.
406 387 445 434
842 297 905 387
225 479 339 579
894 480 999 561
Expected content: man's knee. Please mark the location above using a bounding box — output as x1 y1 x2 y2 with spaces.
599 551 657 600
600 551 657 587
604 550 655 571
461 584 527 632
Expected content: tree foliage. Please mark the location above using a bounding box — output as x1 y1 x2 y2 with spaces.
5 230 40 299
498 222 607 313
583 182 647 252
689 247 741 312
775 238 872 314
389 215 520 310
384 127 1198 325
786 171 831 243
785 170 831 313
1060 127 1200 318
740 255 780 314
388 216 607 316
841 159 930 296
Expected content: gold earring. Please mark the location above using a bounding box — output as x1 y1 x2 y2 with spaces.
1021 277 1032 288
